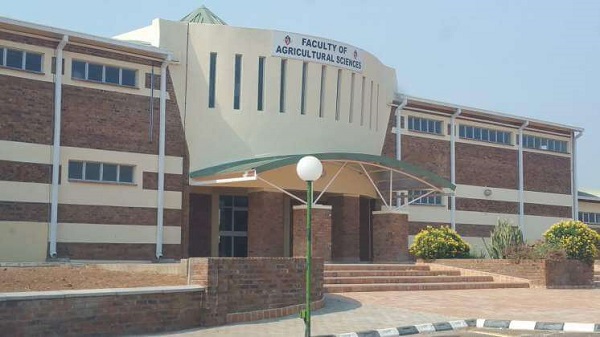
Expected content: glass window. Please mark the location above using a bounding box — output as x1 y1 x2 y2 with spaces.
257 57 265 111
119 165 133 183
459 125 466 138
102 164 118 182
233 236 248 257
233 210 248 231
219 208 232 231
85 162 101 181
0 48 4 66
208 52 217 108
234 196 248 208
349 72 355 123
68 161 83 180
87 63 103 82
25 53 42 72
220 195 233 208
72 60 86 79
279 59 287 113
6 49 23 69
233 54 242 110
319 65 326 117
335 69 342 121
105 66 120 84
121 69 136 87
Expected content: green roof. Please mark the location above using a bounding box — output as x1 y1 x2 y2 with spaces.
180 6 227 25
190 152 455 191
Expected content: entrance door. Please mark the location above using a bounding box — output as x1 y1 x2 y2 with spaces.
218 195 248 257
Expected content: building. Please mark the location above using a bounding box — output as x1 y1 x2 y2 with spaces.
0 7 591 262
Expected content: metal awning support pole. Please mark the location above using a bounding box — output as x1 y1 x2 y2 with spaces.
256 175 307 205
314 162 347 204
359 163 389 208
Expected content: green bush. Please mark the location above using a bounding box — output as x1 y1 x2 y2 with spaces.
483 219 524 259
504 240 566 261
543 220 600 264
409 225 470 260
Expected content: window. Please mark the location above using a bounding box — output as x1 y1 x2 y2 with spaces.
408 190 442 206
579 212 600 225
68 161 135 184
301 62 307 114
360 76 366 125
208 52 217 108
335 69 342 121
279 59 287 113
0 47 43 72
71 60 137 87
522 134 568 153
408 116 443 135
459 125 512 145
233 54 242 110
349 73 355 123
319 65 326 118
219 195 248 257
257 57 265 111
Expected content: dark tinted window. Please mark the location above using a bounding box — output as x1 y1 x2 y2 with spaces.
72 60 86 79
103 164 118 182
85 163 101 181
119 165 133 183
25 53 42 72
68 161 83 180
121 69 136 87
6 49 23 69
209 53 217 108
105 66 119 84
87 63 103 82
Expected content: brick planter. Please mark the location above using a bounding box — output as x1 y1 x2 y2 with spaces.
433 259 594 288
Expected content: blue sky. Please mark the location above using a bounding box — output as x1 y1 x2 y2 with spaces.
4 0 599 190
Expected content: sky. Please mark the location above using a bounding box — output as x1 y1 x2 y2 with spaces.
3 0 600 191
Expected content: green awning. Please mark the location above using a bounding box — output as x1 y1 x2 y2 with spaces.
190 152 455 191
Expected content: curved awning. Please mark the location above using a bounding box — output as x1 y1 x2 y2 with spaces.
190 153 454 208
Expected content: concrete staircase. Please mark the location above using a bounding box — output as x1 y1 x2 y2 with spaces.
323 263 530 293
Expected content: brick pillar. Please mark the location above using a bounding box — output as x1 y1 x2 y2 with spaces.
372 210 409 263
330 196 360 262
293 205 332 261
248 191 285 257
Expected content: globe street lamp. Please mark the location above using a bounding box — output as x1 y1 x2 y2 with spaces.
296 155 323 337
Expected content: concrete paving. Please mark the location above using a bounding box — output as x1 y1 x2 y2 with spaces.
156 288 600 337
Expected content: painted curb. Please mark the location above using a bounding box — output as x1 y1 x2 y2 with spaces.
315 318 600 337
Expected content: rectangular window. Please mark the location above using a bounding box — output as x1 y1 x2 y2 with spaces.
0 48 3 66
68 161 135 184
408 190 442 206
25 52 42 72
279 59 287 113
233 54 242 110
208 52 217 108
0 47 42 73
579 212 600 224
459 124 512 145
257 57 265 111
522 134 568 153
369 81 374 129
408 116 443 135
71 60 136 87
349 73 355 123
300 61 307 114
360 76 366 126
335 69 342 121
6 49 23 69
319 65 326 118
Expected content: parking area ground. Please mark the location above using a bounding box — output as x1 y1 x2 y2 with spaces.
158 288 600 337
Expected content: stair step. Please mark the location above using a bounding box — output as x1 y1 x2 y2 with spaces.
324 264 429 272
324 275 494 284
324 270 461 278
324 282 530 293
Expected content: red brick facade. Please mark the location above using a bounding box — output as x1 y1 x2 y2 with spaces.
248 191 285 257
524 152 571 194
372 212 410 262
188 194 212 257
456 142 518 189
401 135 450 180
330 195 361 262
293 206 332 261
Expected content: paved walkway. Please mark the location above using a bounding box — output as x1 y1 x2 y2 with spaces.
157 288 600 337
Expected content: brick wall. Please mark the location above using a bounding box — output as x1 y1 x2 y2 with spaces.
0 286 204 336
188 257 324 326
401 135 450 180
293 206 332 261
372 212 409 262
248 191 285 257
57 243 181 260
524 152 571 194
434 259 594 288
456 143 518 189
330 196 361 262
456 198 518 214
189 194 212 257
142 171 184 191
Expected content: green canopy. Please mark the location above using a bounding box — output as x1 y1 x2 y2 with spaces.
190 152 455 192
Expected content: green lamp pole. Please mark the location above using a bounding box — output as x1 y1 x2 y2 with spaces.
296 156 323 337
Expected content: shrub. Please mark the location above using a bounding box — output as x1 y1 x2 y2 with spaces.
543 220 600 264
483 219 524 259
409 225 470 260
504 240 566 262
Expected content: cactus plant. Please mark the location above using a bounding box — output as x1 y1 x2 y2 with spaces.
483 219 524 259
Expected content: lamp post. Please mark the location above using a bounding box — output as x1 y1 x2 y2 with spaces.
296 155 323 337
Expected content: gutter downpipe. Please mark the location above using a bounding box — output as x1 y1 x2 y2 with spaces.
49 35 69 258
572 130 584 219
450 108 462 231
156 54 172 260
518 121 529 236
395 96 408 208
